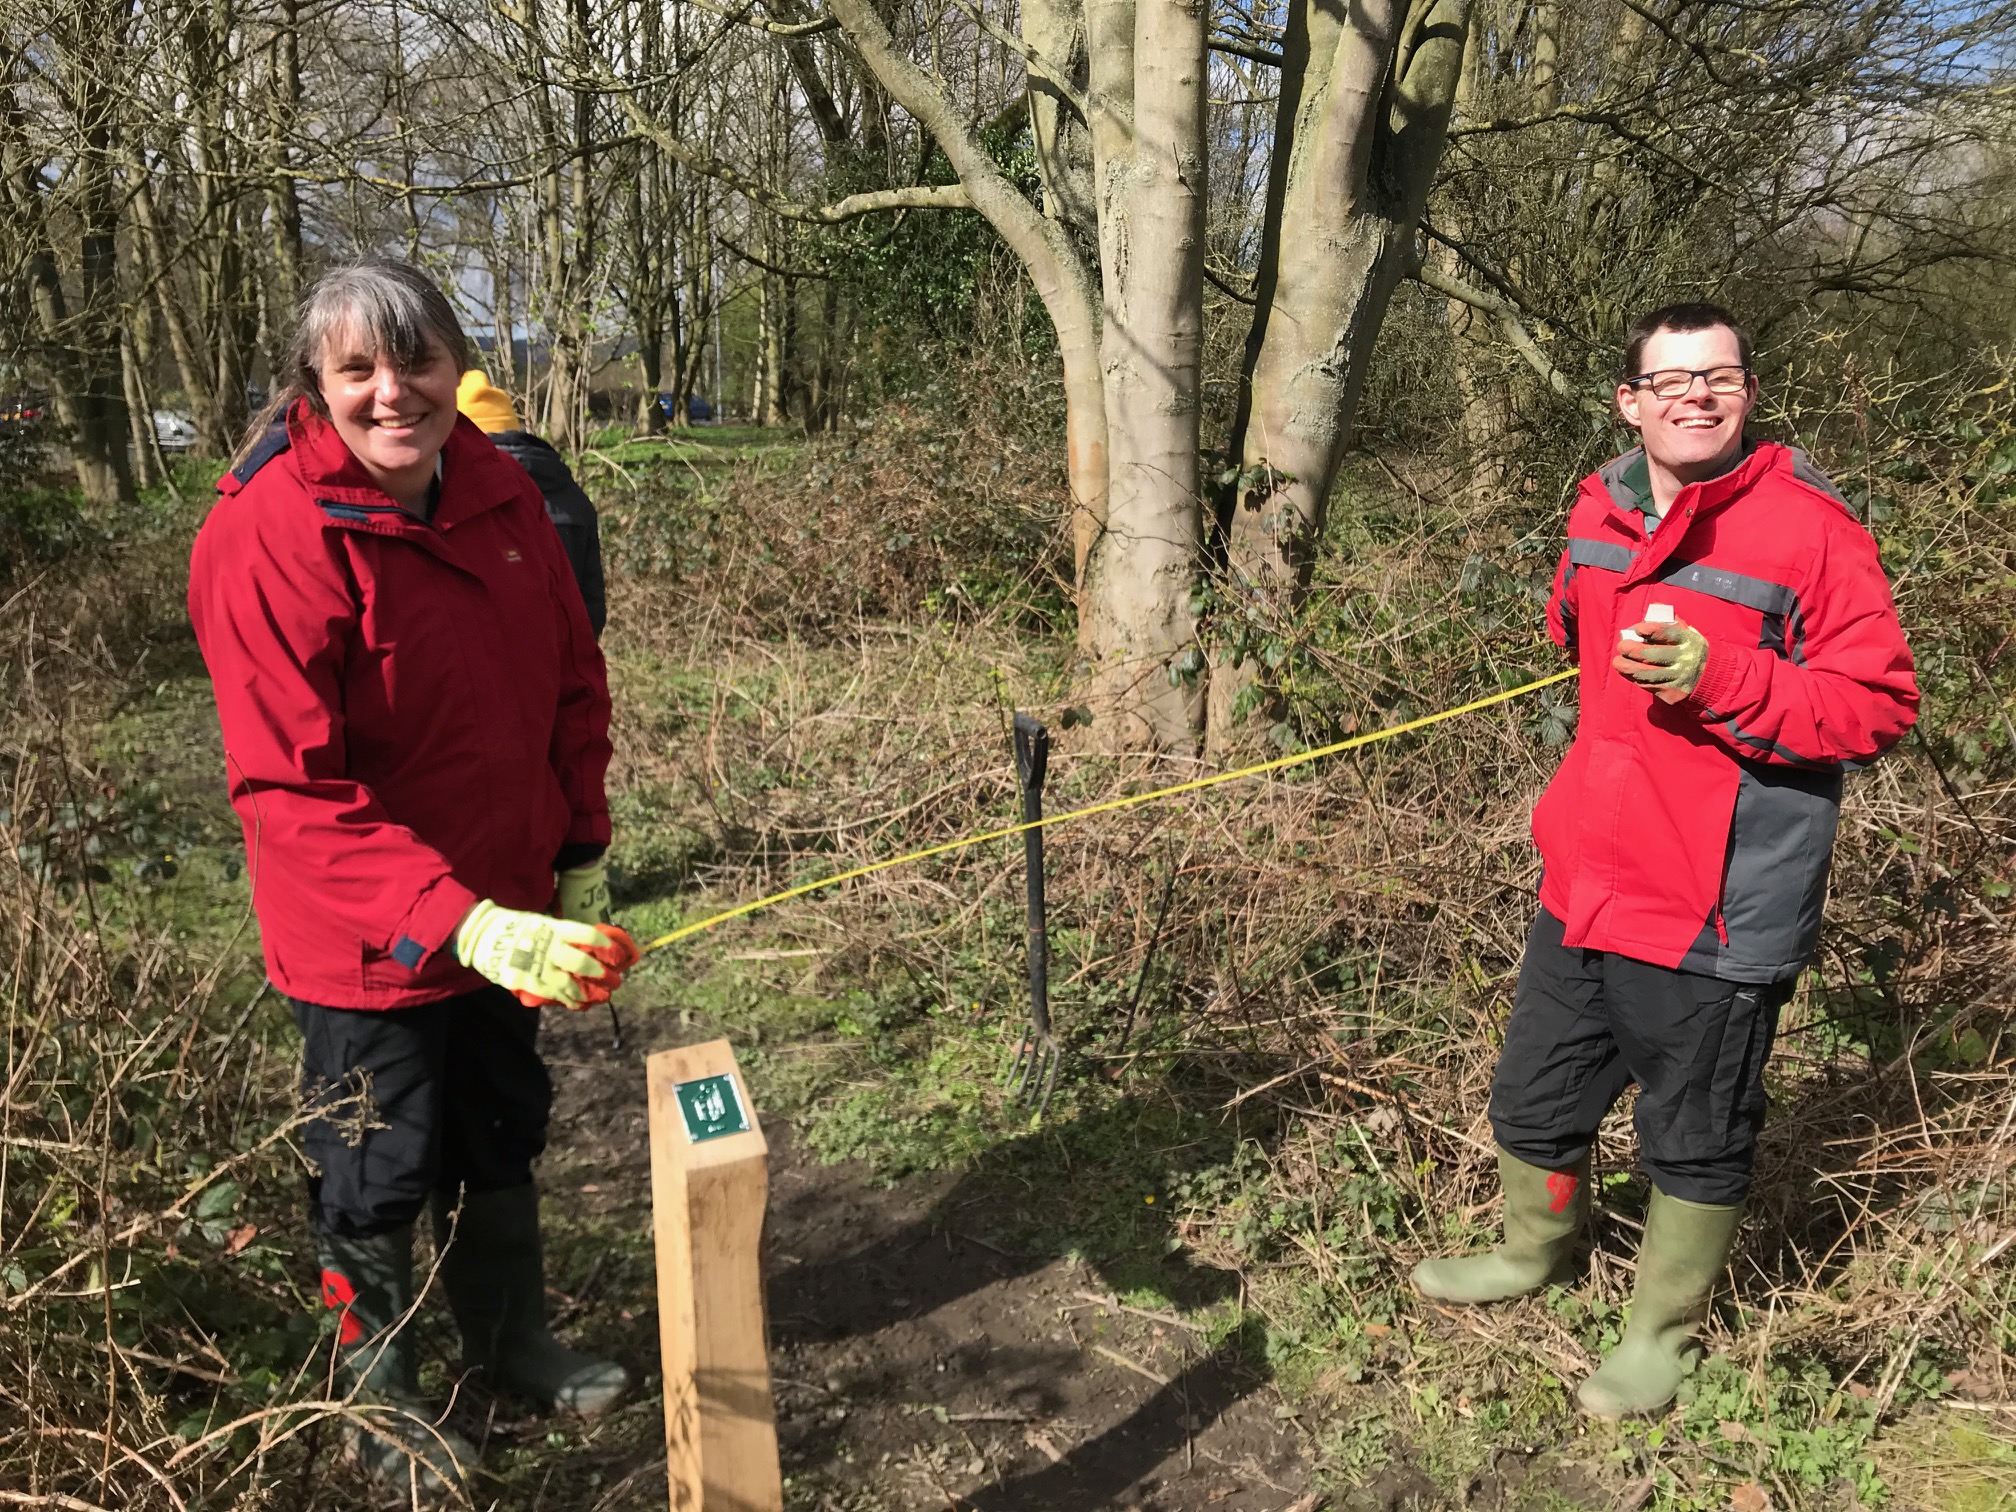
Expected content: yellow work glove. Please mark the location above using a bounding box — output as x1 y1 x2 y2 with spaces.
1613 618 1709 703
554 859 612 924
454 900 640 1009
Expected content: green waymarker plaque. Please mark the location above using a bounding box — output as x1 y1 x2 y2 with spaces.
674 1073 751 1143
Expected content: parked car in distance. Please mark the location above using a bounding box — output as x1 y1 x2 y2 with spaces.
153 411 199 452
655 392 715 424
0 394 47 424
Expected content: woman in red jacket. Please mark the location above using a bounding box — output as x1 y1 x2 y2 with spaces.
188 259 638 1492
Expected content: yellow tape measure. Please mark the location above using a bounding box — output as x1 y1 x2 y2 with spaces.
640 667 1577 956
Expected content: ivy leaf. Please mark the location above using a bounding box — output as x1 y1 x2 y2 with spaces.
195 1181 243 1221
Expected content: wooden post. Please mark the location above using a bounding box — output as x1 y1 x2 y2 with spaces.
646 1040 783 1512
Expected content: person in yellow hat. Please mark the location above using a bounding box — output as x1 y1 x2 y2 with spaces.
457 370 606 636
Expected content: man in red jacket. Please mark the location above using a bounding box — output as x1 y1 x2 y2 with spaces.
1413 304 1917 1416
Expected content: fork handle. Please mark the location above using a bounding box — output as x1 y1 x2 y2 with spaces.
1013 715 1051 1038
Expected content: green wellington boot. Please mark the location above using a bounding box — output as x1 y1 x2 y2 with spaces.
317 1227 475 1496
432 1185 630 1418
1576 1188 1744 1417
1412 1147 1590 1303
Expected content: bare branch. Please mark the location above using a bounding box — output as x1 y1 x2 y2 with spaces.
608 85 970 222
950 0 1090 117
718 233 832 279
1204 261 1256 304
1410 261 1598 411
1209 34 1283 66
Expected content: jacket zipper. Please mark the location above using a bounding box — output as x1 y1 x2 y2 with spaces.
1714 909 1729 946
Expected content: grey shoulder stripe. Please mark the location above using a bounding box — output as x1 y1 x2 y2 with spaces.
1568 538 1634 572
1654 560 1798 616
1717 714 1830 769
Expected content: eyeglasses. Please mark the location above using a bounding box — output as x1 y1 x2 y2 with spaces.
1623 366 1752 400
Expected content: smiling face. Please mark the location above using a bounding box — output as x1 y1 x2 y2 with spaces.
316 322 460 506
1615 324 1755 484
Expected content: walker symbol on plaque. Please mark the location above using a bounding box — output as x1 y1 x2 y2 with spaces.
674 1073 751 1143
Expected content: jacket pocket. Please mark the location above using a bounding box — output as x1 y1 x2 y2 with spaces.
1720 764 1843 977
1656 978 1783 1166
1704 985 1777 1143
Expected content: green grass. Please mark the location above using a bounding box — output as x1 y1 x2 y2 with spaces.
16 421 2015 1511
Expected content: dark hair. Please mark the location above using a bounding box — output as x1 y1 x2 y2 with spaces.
1621 302 1751 379
233 258 469 464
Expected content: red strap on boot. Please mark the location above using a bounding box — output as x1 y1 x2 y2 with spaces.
1546 1171 1581 1214
320 1269 364 1344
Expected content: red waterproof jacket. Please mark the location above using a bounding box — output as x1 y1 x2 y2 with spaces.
1535 442 1917 982
188 402 612 1009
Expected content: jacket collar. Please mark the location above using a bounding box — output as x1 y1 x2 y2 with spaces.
1595 441 1783 529
1594 441 1788 585
282 399 520 532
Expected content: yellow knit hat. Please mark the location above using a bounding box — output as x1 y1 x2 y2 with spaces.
455 370 522 434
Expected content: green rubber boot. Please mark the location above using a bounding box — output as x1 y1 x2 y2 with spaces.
1576 1188 1744 1418
432 1185 630 1418
1412 1147 1589 1303
316 1227 474 1496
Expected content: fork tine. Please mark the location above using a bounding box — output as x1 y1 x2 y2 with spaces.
1033 1040 1060 1118
1004 1031 1033 1095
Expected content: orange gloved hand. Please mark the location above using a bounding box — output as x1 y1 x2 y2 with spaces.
455 902 640 1010
568 923 641 1008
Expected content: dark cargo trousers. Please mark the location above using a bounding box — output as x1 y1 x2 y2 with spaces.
1487 909 1794 1205
292 986 552 1238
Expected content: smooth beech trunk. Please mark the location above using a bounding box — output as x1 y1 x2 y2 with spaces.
1209 0 1472 753
825 0 1466 750
1078 0 1208 746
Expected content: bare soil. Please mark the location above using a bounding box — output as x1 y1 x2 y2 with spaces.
515 1001 1621 1512
534 1007 1311 1512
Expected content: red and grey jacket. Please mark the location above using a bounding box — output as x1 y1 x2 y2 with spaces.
1535 441 1917 982
188 401 612 1009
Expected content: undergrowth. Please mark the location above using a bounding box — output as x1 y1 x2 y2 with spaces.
3 355 2014 1509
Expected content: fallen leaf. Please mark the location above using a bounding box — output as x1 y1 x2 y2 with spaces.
1847 1382 1872 1399
1023 1429 1064 1465
1730 1481 1771 1512
1717 1419 1750 1442
1947 1368 1995 1400
223 1224 257 1256
1363 1323 1391 1338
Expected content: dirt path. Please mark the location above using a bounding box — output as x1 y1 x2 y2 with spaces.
536 1008 1312 1512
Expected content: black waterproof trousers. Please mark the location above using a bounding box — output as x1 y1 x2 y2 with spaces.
1487 909 1793 1205
292 986 552 1238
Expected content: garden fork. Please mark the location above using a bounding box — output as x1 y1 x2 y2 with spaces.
1003 712 1060 1115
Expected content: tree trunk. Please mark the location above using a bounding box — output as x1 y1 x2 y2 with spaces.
1077 0 1209 747
758 274 788 426
122 328 161 490
265 0 306 366
25 242 135 510
636 316 666 432
1020 0 1108 596
1207 0 1472 753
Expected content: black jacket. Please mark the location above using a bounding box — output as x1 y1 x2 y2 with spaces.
490 431 607 637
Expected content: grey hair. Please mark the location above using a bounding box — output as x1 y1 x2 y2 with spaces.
235 258 469 461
